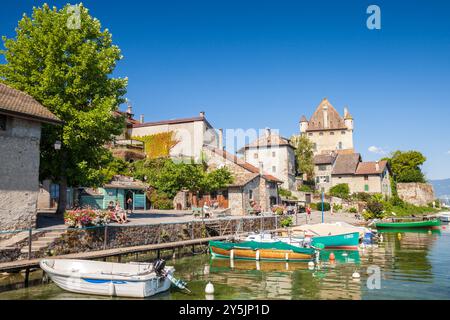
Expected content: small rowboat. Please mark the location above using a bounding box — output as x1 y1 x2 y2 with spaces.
310 232 360 250
40 259 178 298
209 240 317 261
374 219 441 229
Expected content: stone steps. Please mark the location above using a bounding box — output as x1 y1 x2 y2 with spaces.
20 231 64 254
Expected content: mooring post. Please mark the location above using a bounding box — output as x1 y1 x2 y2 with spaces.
27 227 32 260
24 268 30 288
103 224 108 250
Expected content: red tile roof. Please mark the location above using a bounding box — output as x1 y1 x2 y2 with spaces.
306 98 347 132
0 83 62 125
355 160 388 175
331 153 361 175
313 153 337 165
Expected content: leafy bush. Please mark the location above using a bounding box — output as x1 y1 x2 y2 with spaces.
366 200 384 219
316 202 330 211
150 191 174 210
352 192 371 202
332 204 343 212
280 217 293 227
329 184 350 199
348 207 358 214
272 206 284 215
278 188 298 200
298 185 313 192
389 195 405 207
309 203 317 210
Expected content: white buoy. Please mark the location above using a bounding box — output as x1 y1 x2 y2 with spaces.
205 281 215 294
352 271 360 279
342 252 348 257
379 234 383 242
308 261 315 270
205 294 214 300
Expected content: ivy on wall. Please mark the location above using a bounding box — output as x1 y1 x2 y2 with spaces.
132 131 180 159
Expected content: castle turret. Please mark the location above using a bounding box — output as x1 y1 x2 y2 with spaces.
344 107 353 130
300 115 308 133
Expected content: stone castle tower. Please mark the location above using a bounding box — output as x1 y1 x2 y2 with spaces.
299 98 354 155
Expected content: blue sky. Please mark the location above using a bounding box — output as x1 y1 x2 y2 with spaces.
1 0 450 180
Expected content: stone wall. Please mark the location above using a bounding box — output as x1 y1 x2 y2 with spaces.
21 216 282 260
397 183 435 206
0 117 41 231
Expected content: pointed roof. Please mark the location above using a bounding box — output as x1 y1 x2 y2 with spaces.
355 160 388 175
306 98 347 132
239 133 293 152
300 115 308 122
331 153 362 175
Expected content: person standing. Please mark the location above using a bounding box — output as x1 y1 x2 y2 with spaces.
306 205 311 223
126 197 133 214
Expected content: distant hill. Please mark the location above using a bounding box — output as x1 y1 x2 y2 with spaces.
429 179 450 198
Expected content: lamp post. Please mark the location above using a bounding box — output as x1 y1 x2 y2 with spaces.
321 187 325 223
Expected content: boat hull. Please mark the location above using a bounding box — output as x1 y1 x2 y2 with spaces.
311 232 360 249
375 219 441 229
209 241 315 262
40 259 174 298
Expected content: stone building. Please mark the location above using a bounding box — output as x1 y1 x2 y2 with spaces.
299 98 354 155
130 111 221 162
239 128 296 190
0 83 61 231
312 151 392 197
200 146 282 215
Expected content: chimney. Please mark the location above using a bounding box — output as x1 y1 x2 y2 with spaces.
218 128 224 150
265 127 271 137
375 161 380 172
139 114 145 124
259 162 264 175
199 111 205 118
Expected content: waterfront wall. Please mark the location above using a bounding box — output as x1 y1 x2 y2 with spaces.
0 216 283 261
397 183 435 206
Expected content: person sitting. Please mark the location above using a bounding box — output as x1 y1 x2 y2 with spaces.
203 202 213 218
114 201 129 224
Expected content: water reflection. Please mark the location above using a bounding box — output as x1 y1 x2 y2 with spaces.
1 227 449 300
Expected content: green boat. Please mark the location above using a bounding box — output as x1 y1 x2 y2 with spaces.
311 232 360 249
375 219 441 229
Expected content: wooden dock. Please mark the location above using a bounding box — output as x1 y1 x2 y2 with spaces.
0 235 232 273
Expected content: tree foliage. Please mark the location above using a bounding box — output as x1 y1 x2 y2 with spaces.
329 183 350 199
383 150 427 183
131 158 234 199
0 4 127 192
294 135 315 181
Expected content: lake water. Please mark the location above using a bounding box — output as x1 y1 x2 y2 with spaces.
1 226 450 300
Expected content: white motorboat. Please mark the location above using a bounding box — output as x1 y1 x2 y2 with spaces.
436 212 450 223
40 258 177 298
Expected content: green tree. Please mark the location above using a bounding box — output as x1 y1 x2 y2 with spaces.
383 151 426 183
329 183 350 199
0 4 127 214
294 135 315 182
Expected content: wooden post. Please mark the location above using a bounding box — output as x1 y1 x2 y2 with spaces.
103 224 108 250
27 228 32 260
24 268 30 288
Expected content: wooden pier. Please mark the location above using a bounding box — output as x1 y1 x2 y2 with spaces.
0 235 234 273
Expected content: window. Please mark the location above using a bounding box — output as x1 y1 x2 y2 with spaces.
330 132 334 135
312 143 317 151
50 184 60 200
319 132 324 136
0 115 6 131
254 153 258 159
364 175 369 181
272 166 276 173
249 190 253 200
308 132 313 136
272 151 276 157
365 184 369 192
338 142 343 149
318 165 327 171
341 131 346 135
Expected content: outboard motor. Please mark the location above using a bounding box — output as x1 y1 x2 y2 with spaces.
152 259 166 277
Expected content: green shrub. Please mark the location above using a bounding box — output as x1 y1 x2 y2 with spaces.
352 192 371 202
332 204 343 212
280 217 293 227
316 202 331 211
298 185 313 192
348 207 358 214
150 191 173 210
309 203 317 210
389 195 405 207
366 199 384 219
329 183 350 199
